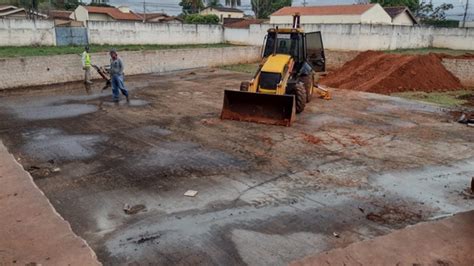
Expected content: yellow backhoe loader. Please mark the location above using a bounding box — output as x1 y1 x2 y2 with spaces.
221 14 330 126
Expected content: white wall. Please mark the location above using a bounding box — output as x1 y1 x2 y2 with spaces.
0 18 473 51
224 23 474 51
0 46 260 90
88 21 224 45
0 18 55 46
459 21 474 28
432 27 474 50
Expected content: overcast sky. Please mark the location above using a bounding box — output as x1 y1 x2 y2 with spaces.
107 0 472 21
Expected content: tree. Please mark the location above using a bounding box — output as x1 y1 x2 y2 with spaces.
184 14 219 24
252 0 291 19
415 2 453 20
225 0 240 8
370 0 453 21
370 0 418 11
207 0 222 8
179 0 204 14
64 0 80 10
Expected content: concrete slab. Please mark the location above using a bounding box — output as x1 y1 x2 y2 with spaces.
0 141 100 265
292 211 474 265
0 69 473 264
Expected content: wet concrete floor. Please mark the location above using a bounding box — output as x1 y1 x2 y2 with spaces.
0 69 473 265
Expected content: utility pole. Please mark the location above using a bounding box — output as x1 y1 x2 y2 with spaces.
462 0 469 28
143 0 146 23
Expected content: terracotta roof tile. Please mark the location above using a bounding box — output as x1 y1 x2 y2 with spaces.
383 6 418 24
225 19 266 28
384 6 407 18
271 4 376 16
84 6 142 21
49 10 72 20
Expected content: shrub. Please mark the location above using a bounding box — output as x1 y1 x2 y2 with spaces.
184 14 219 24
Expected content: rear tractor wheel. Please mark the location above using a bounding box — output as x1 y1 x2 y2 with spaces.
300 75 314 103
240 81 250 92
295 82 307 114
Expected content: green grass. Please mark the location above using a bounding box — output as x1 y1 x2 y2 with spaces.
385 48 473 56
0 43 236 58
219 63 259 74
392 90 474 107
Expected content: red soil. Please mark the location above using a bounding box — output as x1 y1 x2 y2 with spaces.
320 51 464 94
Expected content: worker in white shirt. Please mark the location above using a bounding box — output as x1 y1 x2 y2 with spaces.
82 46 92 84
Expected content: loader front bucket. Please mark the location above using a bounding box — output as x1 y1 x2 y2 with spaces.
220 90 296 126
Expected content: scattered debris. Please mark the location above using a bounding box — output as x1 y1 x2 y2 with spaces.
123 204 147 215
302 133 323 145
332 232 340 238
358 207 365 213
52 167 61 173
457 113 474 125
136 234 161 244
201 118 218 125
365 205 422 224
184 190 198 197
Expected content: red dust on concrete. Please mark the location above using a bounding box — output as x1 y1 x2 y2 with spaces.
321 51 464 94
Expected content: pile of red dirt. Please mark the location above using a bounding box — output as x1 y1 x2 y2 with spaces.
320 51 464 94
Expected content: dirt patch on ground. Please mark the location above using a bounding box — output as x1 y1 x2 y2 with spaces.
302 133 323 145
366 205 423 225
321 51 463 94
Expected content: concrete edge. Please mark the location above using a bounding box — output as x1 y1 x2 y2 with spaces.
0 141 101 265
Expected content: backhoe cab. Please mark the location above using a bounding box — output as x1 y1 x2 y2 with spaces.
221 14 330 126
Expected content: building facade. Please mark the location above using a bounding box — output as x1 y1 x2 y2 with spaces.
200 7 244 23
270 4 392 25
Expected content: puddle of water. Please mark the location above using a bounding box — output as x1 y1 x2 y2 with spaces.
366 100 442 115
21 128 107 161
102 99 150 107
137 141 247 172
13 104 98 120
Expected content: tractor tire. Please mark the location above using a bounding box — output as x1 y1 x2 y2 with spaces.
240 81 250 92
295 82 307 114
300 75 314 103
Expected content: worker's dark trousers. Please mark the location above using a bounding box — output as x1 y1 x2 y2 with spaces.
111 74 129 101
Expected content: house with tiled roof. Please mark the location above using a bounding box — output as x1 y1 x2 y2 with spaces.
135 12 183 24
270 4 392 25
0 5 47 19
70 5 142 22
384 6 418 25
200 6 244 23
49 10 73 20
225 19 266 28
